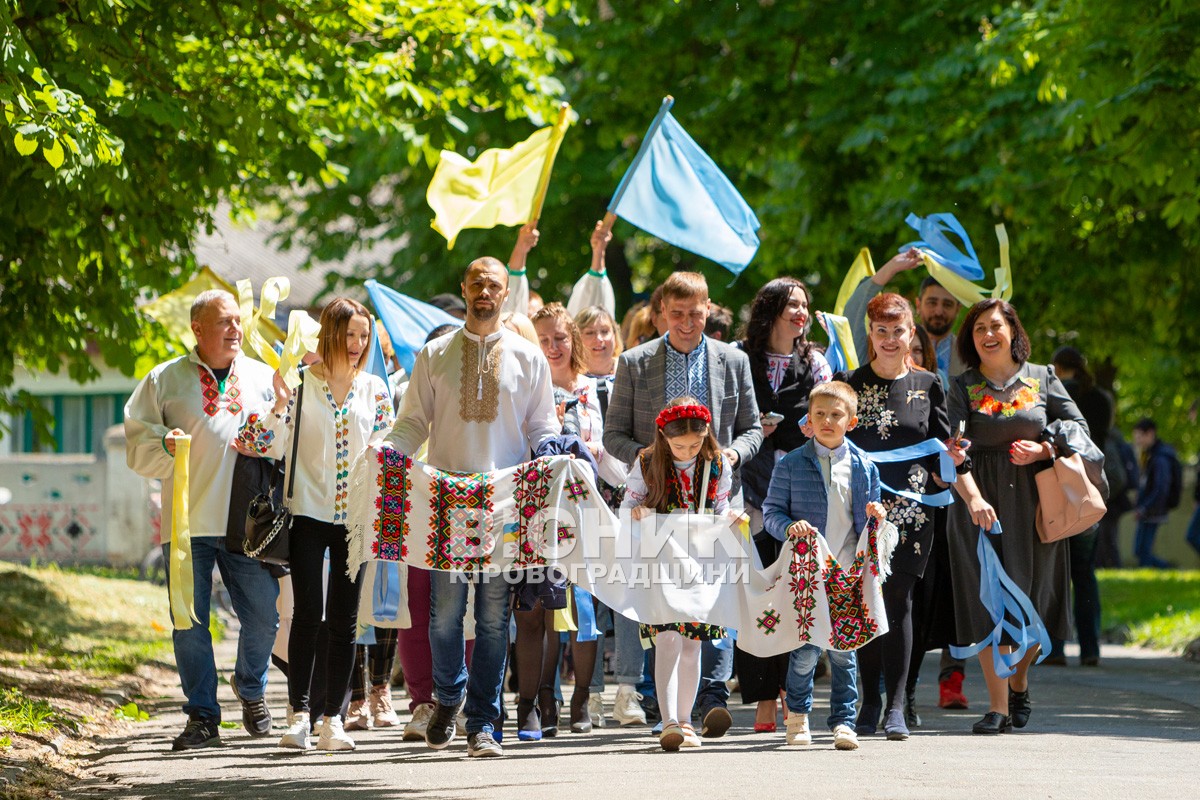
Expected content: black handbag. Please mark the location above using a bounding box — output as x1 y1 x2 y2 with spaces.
243 378 304 565
226 454 283 555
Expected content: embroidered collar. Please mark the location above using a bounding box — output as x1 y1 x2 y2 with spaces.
462 328 504 344
975 362 1035 392
191 350 242 417
664 333 707 358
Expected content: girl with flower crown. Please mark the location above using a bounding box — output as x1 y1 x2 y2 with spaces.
621 396 731 751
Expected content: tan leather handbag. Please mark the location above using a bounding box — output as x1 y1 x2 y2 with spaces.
1035 452 1107 543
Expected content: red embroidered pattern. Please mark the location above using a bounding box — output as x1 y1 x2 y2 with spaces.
968 378 1040 418
510 457 556 567
198 366 242 417
426 469 494 571
373 447 412 560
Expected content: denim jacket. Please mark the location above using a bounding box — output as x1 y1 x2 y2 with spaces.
762 438 881 542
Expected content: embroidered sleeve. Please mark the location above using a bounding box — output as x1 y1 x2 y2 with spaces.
810 350 833 384
371 382 396 441
235 392 296 459
621 457 650 510
711 457 733 514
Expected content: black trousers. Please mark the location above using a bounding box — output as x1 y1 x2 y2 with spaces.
287 515 361 718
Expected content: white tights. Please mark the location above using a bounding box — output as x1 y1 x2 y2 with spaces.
653 630 701 726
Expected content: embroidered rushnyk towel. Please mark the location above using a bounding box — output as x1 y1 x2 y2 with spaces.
348 444 897 656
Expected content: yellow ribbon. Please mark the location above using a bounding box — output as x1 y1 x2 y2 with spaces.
279 309 322 389
919 223 1013 306
239 277 291 369
552 588 578 633
169 435 200 630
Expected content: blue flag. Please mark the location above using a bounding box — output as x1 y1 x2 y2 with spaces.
362 317 391 386
364 280 461 374
610 99 760 275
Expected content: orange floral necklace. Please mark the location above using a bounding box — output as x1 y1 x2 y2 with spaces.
968 377 1041 417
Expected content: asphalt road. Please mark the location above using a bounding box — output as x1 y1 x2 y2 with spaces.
74 640 1199 800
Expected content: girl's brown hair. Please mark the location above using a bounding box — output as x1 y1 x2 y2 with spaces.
865 292 922 369
641 396 721 513
531 302 588 378
317 297 372 373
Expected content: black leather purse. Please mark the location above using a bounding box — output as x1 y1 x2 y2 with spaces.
243 379 304 565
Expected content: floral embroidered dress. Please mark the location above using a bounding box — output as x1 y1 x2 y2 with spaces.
844 365 950 577
237 369 394 526
946 362 1084 645
623 451 731 642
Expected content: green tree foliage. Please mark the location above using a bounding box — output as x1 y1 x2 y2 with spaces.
5 1 1198 451
0 0 566 431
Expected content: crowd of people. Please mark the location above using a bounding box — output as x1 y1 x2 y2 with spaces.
125 221 1157 759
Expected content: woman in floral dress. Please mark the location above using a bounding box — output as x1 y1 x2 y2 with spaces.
841 293 950 741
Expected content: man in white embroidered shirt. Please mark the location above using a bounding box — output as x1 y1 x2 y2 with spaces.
387 256 560 758
124 290 279 751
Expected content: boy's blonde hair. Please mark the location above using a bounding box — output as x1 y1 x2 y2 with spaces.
809 381 858 416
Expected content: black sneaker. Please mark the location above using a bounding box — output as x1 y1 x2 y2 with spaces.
171 718 221 751
466 730 503 757
230 678 272 737
425 701 460 750
639 695 661 725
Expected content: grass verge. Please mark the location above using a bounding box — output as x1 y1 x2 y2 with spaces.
1098 569 1200 652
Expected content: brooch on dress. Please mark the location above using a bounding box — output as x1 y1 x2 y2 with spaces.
905 390 927 404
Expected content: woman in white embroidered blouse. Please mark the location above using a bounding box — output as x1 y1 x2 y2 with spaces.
510 303 628 738
236 298 394 752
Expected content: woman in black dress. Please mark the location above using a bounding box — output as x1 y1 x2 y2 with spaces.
843 293 951 741
735 277 832 732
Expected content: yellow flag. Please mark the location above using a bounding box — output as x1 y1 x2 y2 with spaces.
833 247 876 317
427 113 570 249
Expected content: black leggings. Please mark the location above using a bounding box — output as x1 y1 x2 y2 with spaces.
857 571 918 715
287 515 361 719
350 628 400 702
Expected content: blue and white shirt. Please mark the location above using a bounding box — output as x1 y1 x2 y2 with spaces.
663 335 709 407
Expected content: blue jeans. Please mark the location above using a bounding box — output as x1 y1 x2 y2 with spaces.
589 603 646 692
696 638 733 711
785 644 858 730
162 538 279 721
1134 520 1170 568
429 570 511 735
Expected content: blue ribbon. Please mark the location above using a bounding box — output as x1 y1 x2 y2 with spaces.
572 585 602 642
860 437 957 507
900 212 984 282
793 423 957 508
949 524 1050 678
372 561 402 622
714 630 736 650
818 313 851 374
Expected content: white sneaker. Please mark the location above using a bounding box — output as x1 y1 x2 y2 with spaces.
279 711 312 750
613 685 647 726
832 723 859 751
404 702 435 742
344 698 370 731
588 694 606 729
680 723 702 748
370 684 400 728
785 713 812 746
316 716 356 751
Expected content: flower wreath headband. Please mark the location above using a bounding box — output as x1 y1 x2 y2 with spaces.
656 404 712 429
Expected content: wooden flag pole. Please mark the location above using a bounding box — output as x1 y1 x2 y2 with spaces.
528 102 572 226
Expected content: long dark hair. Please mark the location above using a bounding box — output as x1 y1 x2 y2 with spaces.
740 277 815 382
642 396 721 513
958 299 1031 369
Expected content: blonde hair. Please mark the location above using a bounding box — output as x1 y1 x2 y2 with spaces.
531 302 588 377
501 311 538 345
317 297 372 372
575 305 623 360
809 381 858 416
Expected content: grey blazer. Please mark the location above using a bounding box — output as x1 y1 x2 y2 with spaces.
603 335 763 469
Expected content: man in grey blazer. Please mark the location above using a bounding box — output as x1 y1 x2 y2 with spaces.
603 270 762 739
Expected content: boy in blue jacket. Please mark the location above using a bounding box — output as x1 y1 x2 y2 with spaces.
763 381 884 750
